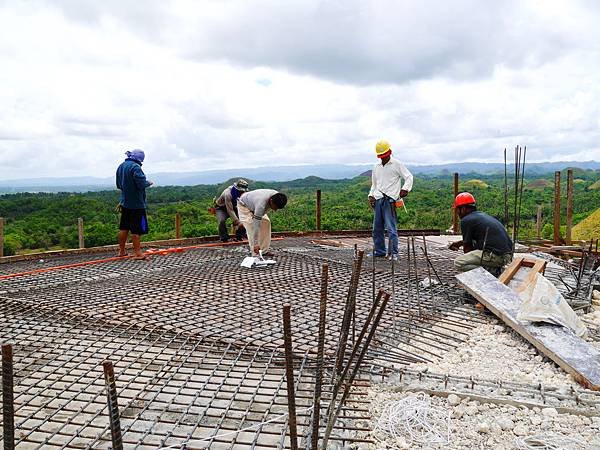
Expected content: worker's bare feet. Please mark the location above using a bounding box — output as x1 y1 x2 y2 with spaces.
133 254 148 260
117 252 128 257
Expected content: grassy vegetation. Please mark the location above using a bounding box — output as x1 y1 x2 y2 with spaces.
573 207 600 241
1 169 599 255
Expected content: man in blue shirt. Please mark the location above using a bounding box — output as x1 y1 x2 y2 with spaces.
116 149 153 259
449 192 513 274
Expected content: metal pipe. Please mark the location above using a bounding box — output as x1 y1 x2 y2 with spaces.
2 343 15 450
282 304 299 450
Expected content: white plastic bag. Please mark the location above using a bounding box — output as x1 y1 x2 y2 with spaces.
517 273 587 337
240 256 276 268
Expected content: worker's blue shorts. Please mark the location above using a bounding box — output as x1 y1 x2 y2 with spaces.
119 207 149 235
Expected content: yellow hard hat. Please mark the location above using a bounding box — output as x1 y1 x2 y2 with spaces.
375 140 391 157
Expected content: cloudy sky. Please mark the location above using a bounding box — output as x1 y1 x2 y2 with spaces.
1 0 599 180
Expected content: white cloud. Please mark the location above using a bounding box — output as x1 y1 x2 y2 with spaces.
0 0 599 180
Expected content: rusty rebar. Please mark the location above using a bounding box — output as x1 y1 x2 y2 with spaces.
411 236 422 317
321 290 384 449
2 343 15 450
282 304 298 450
309 263 328 450
321 291 390 449
333 250 364 380
102 360 123 450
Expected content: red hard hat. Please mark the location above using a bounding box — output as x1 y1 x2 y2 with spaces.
454 192 476 208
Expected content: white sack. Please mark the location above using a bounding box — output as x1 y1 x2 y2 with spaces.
240 256 276 268
517 273 587 337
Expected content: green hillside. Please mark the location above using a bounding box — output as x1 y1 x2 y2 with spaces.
573 207 600 240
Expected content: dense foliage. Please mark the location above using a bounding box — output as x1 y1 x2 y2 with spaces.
1 169 599 255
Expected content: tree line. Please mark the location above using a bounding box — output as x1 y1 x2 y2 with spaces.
1 169 599 256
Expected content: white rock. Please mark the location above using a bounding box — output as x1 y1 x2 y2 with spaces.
530 416 542 426
452 404 466 419
476 422 490 433
465 405 478 416
497 417 515 431
541 407 558 417
447 394 461 406
513 424 529 436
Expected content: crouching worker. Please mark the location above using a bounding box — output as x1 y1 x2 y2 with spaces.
449 192 513 275
215 179 249 242
237 189 287 256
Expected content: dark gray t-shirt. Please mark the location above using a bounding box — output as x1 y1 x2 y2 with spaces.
461 211 513 255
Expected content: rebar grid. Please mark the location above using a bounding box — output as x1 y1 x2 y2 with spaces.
1 236 484 449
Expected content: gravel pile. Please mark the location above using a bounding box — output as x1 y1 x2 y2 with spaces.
408 321 578 388
365 390 600 449
362 305 600 449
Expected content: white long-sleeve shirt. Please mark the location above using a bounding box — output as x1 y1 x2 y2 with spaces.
368 157 413 200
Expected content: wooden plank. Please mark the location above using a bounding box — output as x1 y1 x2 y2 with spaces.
498 257 524 284
457 267 600 390
515 259 547 293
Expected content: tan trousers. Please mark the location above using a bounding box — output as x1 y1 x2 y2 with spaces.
454 250 512 272
237 203 271 254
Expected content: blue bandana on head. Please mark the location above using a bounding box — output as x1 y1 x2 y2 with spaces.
125 149 145 164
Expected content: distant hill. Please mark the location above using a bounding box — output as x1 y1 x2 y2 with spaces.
1 160 598 194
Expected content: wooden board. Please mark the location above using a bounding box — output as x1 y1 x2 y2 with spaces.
457 267 600 390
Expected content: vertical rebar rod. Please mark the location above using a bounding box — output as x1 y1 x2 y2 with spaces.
320 290 384 450
411 236 421 318
479 227 490 266
504 148 509 226
102 360 123 450
2 343 15 450
310 264 328 450
406 237 412 308
282 304 298 450
453 173 459 233
513 146 521 246
516 145 526 243
554 170 561 245
321 292 390 449
175 213 181 239
421 235 432 286
316 190 322 231
372 246 376 305
333 250 363 379
566 169 574 245
0 217 4 258
390 248 399 333
536 205 542 240
77 217 85 249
